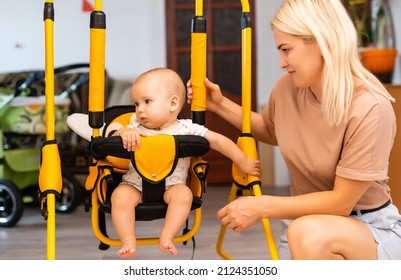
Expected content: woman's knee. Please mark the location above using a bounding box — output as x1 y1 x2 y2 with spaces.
287 215 332 258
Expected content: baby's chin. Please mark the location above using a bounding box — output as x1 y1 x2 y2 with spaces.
139 122 160 130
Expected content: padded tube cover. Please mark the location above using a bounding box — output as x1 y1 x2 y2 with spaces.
88 135 210 160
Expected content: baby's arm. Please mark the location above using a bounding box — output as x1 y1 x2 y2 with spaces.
204 130 260 176
113 126 146 152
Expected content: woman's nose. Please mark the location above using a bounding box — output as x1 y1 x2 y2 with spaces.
279 58 288 69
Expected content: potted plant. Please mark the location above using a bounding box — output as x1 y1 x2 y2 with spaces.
344 0 397 83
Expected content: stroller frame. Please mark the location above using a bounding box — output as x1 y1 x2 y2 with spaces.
0 64 89 227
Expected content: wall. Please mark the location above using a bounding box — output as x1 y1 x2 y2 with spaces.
388 0 401 84
0 0 166 81
255 0 290 186
1 0 400 186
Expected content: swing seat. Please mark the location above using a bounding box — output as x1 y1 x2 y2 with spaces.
88 133 210 221
67 105 210 248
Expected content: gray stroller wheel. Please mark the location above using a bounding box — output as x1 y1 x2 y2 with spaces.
55 170 82 214
0 179 24 227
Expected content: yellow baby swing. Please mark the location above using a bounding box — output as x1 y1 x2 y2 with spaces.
39 0 278 260
67 0 210 256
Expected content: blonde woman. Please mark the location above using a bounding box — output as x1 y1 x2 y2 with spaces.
187 0 401 259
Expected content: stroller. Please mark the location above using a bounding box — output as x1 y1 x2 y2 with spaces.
0 64 89 227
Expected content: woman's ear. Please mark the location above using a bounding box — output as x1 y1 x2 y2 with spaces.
169 94 180 112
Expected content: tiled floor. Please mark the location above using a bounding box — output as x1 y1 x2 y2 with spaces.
0 184 289 260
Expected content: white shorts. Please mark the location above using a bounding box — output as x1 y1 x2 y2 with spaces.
277 203 401 260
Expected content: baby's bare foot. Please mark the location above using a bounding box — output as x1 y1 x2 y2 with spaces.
159 241 177 255
117 239 136 258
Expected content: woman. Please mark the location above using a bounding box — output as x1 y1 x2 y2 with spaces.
187 0 401 259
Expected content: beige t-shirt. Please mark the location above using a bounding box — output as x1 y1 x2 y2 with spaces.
262 74 396 210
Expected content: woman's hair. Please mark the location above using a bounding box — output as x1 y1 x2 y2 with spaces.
271 0 394 126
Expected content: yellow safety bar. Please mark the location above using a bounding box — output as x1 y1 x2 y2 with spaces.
191 0 207 125
216 0 279 260
39 0 62 260
88 0 106 138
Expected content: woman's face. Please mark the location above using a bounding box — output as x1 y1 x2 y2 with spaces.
273 29 324 90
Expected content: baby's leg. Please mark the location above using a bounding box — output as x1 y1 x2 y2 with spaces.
111 183 141 258
159 184 193 255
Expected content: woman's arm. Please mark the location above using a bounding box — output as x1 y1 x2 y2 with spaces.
217 176 371 232
188 78 274 143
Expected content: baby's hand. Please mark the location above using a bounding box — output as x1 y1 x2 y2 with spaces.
241 158 261 177
114 127 146 152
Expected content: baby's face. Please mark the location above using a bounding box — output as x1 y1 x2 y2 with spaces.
131 80 177 130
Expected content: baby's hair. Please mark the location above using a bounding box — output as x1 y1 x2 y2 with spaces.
136 68 186 109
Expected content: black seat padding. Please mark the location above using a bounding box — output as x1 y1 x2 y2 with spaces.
89 135 210 161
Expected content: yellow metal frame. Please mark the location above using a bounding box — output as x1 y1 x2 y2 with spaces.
90 190 202 247
215 0 279 260
40 0 61 260
40 0 277 259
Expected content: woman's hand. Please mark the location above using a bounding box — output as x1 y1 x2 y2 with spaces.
217 196 263 232
186 78 225 113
